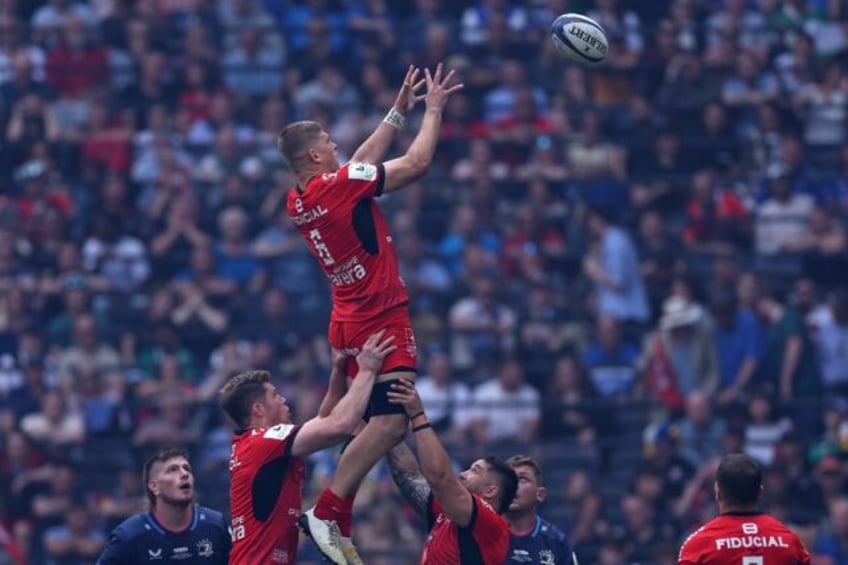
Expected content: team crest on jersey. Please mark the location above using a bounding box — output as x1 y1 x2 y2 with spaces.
539 549 555 565
264 424 295 441
348 162 377 181
196 539 214 558
322 172 338 183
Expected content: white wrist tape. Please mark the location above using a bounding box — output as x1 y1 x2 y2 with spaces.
383 108 406 129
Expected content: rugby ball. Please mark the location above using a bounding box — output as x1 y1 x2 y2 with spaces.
551 13 608 64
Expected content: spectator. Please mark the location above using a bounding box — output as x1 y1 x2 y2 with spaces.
42 504 105 565
583 206 650 325
813 288 848 395
56 313 121 396
781 205 846 256
677 391 726 468
744 393 793 466
756 283 821 400
541 354 604 444
19 390 84 449
584 316 639 399
415 349 472 445
710 290 764 405
813 497 848 563
681 169 749 252
469 359 540 447
755 164 816 255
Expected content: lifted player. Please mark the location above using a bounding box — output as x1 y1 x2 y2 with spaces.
505 455 577 565
385 378 516 564
277 63 462 564
220 332 395 565
678 452 810 565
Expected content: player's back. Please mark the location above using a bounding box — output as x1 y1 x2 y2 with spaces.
287 162 408 322
679 512 811 565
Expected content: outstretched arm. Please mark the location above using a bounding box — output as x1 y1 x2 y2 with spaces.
317 351 351 418
388 379 475 527
382 63 464 193
350 66 424 164
386 440 432 520
291 331 396 457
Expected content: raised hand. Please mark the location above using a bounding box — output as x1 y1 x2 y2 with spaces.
356 330 397 374
393 65 426 115
423 62 464 111
386 378 424 418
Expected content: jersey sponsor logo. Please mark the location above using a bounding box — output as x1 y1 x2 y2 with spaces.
271 548 290 563
196 538 214 558
328 256 367 286
715 535 790 550
291 204 329 226
148 548 163 560
742 522 758 534
509 548 533 562
264 424 295 441
348 162 377 181
539 549 555 565
172 546 193 560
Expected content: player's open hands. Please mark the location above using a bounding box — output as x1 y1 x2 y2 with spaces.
393 65 426 115
423 62 464 112
356 329 397 374
386 378 424 418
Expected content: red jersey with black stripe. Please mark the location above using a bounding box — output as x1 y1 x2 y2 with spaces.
228 424 304 565
287 162 409 323
678 512 811 565
422 494 510 565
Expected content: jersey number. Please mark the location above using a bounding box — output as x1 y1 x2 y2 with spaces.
309 229 336 266
742 557 763 565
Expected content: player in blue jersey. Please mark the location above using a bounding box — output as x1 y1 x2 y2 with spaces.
97 447 230 564
505 455 578 565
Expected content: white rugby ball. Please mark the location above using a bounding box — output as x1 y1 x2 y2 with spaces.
551 13 608 64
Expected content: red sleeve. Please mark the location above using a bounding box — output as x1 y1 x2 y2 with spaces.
247 424 300 463
678 528 706 565
337 162 385 201
467 494 506 547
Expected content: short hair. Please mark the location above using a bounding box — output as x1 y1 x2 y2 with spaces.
143 446 190 507
276 120 323 170
484 455 519 514
219 370 271 429
506 454 544 487
717 453 762 507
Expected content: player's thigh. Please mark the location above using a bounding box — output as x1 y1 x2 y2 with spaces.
347 309 419 378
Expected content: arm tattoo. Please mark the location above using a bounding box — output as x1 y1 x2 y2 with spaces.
387 442 431 519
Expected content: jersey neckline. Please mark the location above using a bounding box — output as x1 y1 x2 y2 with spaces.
147 505 199 535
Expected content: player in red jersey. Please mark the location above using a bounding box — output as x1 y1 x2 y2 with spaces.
679 453 811 565
277 63 463 564
218 331 395 565
385 378 517 565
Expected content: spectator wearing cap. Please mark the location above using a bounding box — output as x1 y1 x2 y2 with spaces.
756 283 820 400
639 296 719 410
711 289 764 405
755 163 816 255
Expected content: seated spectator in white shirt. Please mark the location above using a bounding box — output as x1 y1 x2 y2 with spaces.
415 349 471 446
469 359 540 446
755 164 815 255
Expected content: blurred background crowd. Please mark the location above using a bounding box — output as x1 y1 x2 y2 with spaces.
1 0 848 563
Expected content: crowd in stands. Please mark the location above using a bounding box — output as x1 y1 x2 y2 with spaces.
1 0 848 563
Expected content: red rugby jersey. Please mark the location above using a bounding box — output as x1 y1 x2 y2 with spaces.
287 162 409 322
679 512 811 565
421 493 510 565
228 424 304 565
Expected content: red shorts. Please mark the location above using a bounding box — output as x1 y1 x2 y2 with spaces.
328 306 418 378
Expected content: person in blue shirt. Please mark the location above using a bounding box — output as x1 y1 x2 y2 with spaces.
505 455 577 565
97 446 230 564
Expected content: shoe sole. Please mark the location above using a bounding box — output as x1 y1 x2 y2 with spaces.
298 514 345 565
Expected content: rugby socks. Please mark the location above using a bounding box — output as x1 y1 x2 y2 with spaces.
314 489 356 537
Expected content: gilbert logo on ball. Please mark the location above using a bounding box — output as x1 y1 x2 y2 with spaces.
551 13 608 64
